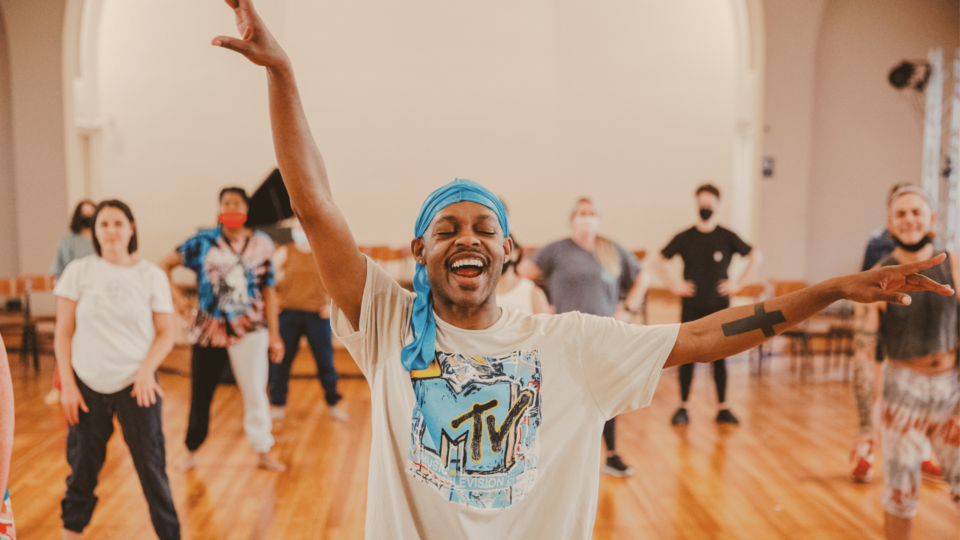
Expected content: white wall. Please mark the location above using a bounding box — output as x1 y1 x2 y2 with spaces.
0 0 69 275
805 0 959 282
758 0 826 281
91 0 742 264
0 3 18 278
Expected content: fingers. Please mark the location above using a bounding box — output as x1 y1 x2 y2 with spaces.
896 253 946 276
878 291 911 305
64 402 81 425
212 36 252 56
224 0 239 8
904 274 955 295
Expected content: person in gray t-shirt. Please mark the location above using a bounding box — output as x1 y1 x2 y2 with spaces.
519 197 648 478
51 200 97 279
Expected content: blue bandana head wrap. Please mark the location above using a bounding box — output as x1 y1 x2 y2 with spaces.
401 178 510 372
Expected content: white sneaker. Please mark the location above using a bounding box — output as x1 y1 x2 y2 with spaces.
330 405 350 422
270 405 285 421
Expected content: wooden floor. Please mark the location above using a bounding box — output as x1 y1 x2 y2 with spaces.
8 344 960 539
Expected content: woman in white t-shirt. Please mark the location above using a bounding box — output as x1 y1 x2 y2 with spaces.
496 235 550 315
53 200 180 540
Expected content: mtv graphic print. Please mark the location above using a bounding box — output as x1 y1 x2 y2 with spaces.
407 350 542 509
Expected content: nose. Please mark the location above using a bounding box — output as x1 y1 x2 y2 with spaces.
454 230 481 247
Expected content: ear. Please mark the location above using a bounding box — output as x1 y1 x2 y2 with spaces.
411 237 425 264
502 235 514 263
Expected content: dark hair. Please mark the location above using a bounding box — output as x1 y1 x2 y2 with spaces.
91 200 138 256
219 187 250 207
695 183 721 199
69 199 96 233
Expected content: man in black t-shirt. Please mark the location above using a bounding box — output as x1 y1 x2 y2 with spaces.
652 184 762 426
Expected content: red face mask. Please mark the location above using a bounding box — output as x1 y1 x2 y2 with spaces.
218 212 247 228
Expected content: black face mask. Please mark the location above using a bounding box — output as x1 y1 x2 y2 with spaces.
893 234 933 252
699 209 713 221
79 216 93 229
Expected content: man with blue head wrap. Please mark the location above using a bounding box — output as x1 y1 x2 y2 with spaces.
404 178 510 372
219 2 954 537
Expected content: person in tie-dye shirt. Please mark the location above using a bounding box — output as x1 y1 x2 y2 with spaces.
161 187 286 472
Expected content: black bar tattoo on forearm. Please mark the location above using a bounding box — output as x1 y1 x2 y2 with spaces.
721 303 787 338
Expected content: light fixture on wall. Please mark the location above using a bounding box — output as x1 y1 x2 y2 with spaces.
888 60 931 91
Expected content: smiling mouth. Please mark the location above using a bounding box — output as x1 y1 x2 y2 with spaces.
449 258 485 278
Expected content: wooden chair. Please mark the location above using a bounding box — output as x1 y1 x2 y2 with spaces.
0 278 30 369
13 275 57 372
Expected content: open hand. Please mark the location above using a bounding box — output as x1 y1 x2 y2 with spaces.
269 333 285 363
717 280 743 297
613 307 633 323
841 253 954 305
213 0 288 68
61 379 89 426
131 368 165 408
671 281 696 298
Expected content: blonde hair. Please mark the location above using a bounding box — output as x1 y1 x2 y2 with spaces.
571 197 621 278
887 184 931 211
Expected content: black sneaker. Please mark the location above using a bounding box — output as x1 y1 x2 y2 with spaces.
602 455 634 477
716 409 740 425
671 407 689 426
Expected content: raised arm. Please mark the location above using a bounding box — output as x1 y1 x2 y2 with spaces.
214 0 366 329
665 254 954 368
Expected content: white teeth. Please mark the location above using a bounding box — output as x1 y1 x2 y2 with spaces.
452 259 484 269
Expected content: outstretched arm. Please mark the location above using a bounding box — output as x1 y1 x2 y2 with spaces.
665 254 954 368
214 0 366 329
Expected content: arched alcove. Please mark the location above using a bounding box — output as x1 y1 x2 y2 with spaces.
64 0 764 265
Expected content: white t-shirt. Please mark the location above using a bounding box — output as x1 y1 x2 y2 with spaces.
496 277 535 314
54 255 174 394
331 257 680 540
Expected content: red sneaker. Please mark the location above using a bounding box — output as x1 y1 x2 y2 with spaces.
921 460 942 481
852 443 874 483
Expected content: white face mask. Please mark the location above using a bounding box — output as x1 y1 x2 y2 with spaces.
572 215 601 236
